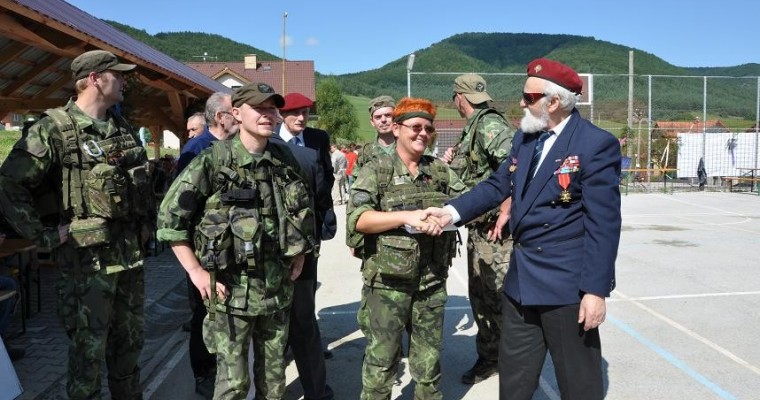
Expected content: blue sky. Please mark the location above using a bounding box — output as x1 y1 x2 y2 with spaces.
66 0 759 75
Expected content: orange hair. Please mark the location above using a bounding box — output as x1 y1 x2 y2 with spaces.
392 97 436 122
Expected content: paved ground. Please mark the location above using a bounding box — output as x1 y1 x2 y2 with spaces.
5 191 760 399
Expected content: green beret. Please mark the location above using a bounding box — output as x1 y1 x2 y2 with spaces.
231 82 285 108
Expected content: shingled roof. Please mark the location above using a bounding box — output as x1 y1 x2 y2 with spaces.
187 59 316 100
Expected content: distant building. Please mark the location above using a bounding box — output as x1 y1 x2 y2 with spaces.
187 54 316 100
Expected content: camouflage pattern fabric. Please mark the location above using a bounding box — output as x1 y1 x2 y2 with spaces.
448 107 515 365
203 310 289 399
351 141 395 181
157 136 311 398
0 100 148 399
357 284 447 400
347 153 465 398
57 267 144 399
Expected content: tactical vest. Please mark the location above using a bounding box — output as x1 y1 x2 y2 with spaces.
449 108 506 183
360 156 457 286
192 140 315 310
46 108 153 248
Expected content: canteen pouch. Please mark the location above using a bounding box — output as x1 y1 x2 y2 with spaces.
68 217 111 248
86 163 131 219
375 234 420 280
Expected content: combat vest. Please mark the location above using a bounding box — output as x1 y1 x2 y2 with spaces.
449 108 506 185
192 140 315 314
45 107 153 249
359 156 457 288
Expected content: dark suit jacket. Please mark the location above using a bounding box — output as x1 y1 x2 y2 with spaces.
449 110 621 306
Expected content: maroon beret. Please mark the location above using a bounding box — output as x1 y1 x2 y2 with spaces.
526 58 583 95
280 93 314 111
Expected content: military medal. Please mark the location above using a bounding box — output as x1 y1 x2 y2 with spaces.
554 156 580 203
508 157 517 173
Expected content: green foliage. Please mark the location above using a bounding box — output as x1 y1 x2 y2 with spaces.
105 20 279 62
0 130 21 163
316 78 359 142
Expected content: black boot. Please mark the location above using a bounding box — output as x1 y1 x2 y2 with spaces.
461 358 498 384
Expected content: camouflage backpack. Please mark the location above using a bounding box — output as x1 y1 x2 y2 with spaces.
449 107 507 182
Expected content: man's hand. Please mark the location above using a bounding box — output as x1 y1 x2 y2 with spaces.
486 197 512 241
442 147 455 164
421 207 453 228
290 254 305 280
188 267 228 302
578 293 606 331
405 210 444 236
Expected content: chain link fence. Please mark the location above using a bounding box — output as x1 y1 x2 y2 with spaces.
411 72 760 193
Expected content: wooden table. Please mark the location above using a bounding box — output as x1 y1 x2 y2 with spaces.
0 238 40 320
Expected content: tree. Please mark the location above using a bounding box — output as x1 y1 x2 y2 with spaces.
315 78 359 142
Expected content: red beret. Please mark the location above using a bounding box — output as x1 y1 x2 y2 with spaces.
280 93 314 111
526 58 583 95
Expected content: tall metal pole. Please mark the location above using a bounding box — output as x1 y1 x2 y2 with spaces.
406 54 415 97
282 12 287 94
627 51 634 159
702 76 707 161
647 75 653 182
755 77 759 170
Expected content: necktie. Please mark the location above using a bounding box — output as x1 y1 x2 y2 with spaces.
524 130 552 189
289 136 302 146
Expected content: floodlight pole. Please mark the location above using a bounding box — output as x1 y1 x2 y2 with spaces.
406 53 415 97
282 12 287 93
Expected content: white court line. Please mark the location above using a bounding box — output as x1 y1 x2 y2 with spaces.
145 345 188 400
614 290 760 377
609 290 760 302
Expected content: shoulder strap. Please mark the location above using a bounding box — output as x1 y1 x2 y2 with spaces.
44 108 86 218
373 155 394 197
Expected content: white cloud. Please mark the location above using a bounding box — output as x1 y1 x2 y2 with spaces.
306 37 319 46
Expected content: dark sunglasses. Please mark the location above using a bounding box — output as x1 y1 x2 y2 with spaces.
522 92 547 105
399 123 436 134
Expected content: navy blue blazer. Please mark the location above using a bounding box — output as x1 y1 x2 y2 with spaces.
449 110 621 306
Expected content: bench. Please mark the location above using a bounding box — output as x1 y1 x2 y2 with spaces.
720 176 760 194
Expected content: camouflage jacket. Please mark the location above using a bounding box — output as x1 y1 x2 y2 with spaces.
0 100 149 274
352 140 395 180
157 136 314 316
346 153 465 291
449 108 514 188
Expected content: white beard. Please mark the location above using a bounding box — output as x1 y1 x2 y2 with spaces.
520 107 549 134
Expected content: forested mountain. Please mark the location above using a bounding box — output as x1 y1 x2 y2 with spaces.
106 21 279 62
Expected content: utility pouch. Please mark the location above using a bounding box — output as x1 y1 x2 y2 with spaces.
228 206 262 272
375 233 420 280
194 209 232 271
273 175 314 257
127 164 154 217
68 217 111 248
86 163 131 219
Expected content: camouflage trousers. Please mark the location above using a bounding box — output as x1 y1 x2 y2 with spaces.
357 284 447 400
466 225 511 362
203 309 290 400
57 267 145 400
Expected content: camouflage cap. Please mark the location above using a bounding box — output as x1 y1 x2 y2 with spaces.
453 73 492 104
231 82 285 108
71 50 136 80
368 95 395 116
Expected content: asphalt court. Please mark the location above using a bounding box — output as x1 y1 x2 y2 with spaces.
309 192 760 399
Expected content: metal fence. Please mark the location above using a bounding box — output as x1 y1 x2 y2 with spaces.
411 71 760 193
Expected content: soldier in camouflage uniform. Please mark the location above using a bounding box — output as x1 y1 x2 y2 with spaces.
347 97 466 399
157 82 314 400
352 96 396 180
0 50 151 399
444 74 515 384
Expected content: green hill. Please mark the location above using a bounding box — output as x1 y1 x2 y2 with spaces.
106 23 758 122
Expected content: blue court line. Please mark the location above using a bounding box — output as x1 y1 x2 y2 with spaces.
607 314 737 400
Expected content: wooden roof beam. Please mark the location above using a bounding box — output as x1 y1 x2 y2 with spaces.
1 53 63 96
0 41 29 61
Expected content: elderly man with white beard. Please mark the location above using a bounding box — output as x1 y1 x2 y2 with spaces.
424 58 622 400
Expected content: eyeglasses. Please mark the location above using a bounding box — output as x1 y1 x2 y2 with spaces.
399 123 435 134
452 93 458 102
218 110 233 118
522 92 548 105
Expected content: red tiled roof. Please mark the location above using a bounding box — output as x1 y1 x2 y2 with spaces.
187 60 316 100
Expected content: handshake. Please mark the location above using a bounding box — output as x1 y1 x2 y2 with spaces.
402 207 454 236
